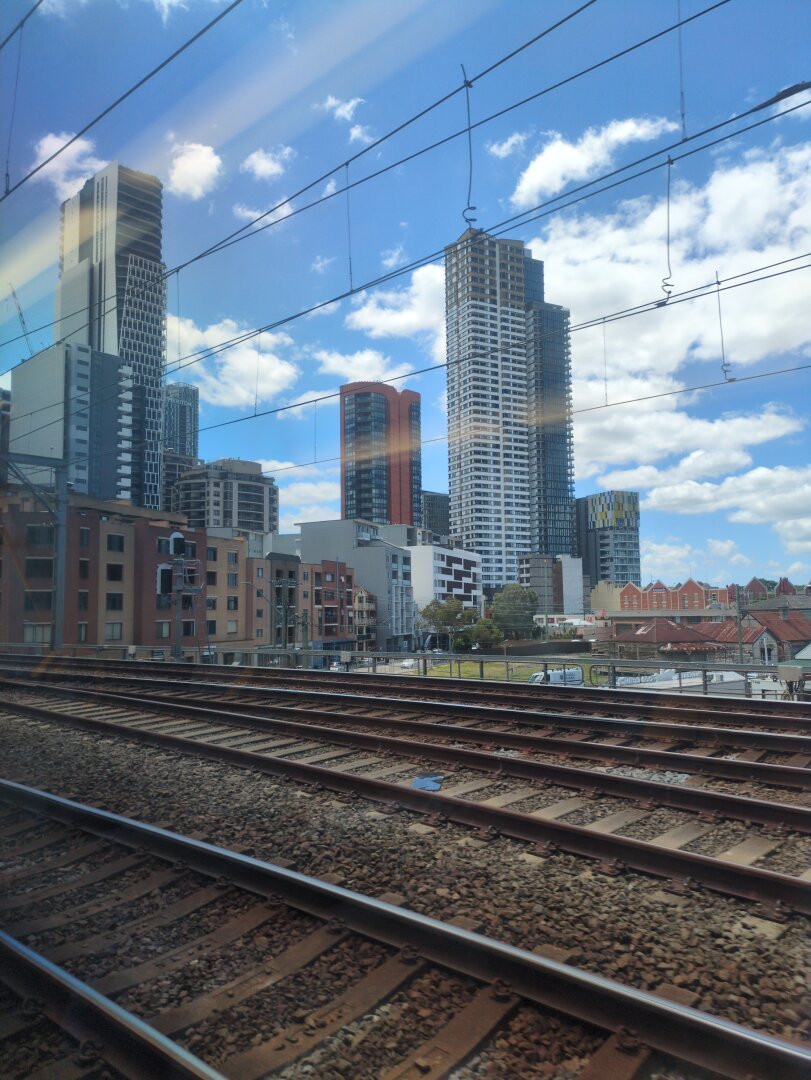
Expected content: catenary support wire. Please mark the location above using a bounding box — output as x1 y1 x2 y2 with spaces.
4 24 25 195
461 65 477 227
716 270 732 381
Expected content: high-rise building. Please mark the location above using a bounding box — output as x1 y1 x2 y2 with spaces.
163 382 199 457
56 162 166 508
0 388 10 486
576 490 641 587
340 382 421 526
421 490 450 536
9 342 133 501
445 229 574 594
174 459 279 534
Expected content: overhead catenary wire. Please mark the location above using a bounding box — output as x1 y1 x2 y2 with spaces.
4 21 25 195
0 0 44 54
0 0 247 203
19 254 811 468
0 0 733 355
7 94 809 440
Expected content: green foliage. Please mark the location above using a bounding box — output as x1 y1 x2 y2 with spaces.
491 585 538 640
470 618 504 649
418 598 478 634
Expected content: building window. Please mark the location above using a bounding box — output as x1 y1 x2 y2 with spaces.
207 571 217 586
106 563 124 581
255 608 263 619
227 596 238 611
79 559 89 580
25 525 54 546
157 538 170 554
226 619 238 634
256 567 264 578
24 591 53 611
155 621 171 639
185 542 197 558
77 622 88 643
255 628 264 638
107 534 124 552
23 623 52 644
206 546 217 561
227 572 239 587
156 594 171 610
227 551 238 565
182 620 195 637
106 593 124 611
206 620 216 636
25 558 53 579
79 527 90 548
303 571 309 581
78 591 89 611
104 622 123 641
206 597 216 610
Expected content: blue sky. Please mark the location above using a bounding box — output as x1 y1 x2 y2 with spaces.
2 0 810 585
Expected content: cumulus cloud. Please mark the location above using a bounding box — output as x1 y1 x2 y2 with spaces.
258 459 338 480
380 245 407 269
311 255 335 273
277 388 340 421
640 539 700 582
322 177 339 197
241 146 295 181
707 538 751 566
512 116 678 207
28 132 107 200
349 124 374 145
317 94 364 122
346 264 445 361
487 131 528 159
232 198 294 226
167 141 222 199
313 348 413 384
166 315 298 407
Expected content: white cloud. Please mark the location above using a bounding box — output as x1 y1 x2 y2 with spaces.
167 141 222 199
277 388 340 421
381 244 407 269
241 146 295 181
305 300 342 319
487 131 528 159
349 124 374 145
28 132 107 200
512 116 678 207
151 0 187 23
640 539 699 582
772 86 811 120
313 348 413 384
166 315 298 408
232 198 294 226
311 255 335 273
317 94 364 121
282 480 341 504
346 264 445 361
707 538 751 566
259 459 338 480
322 177 339 197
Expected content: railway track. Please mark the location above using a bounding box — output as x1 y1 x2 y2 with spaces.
2 678 809 914
2 653 809 731
2 780 810 1080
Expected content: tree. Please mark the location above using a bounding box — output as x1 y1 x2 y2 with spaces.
491 585 538 640
419 598 478 635
470 618 503 650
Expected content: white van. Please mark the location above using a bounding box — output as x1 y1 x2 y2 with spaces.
528 666 584 686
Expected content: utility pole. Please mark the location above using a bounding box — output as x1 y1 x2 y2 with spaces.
735 585 745 664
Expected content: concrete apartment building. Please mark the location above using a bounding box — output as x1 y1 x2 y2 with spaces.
340 382 422 526
374 524 482 615
56 163 166 508
420 490 450 537
518 552 589 617
9 342 134 501
445 229 575 593
174 459 279 534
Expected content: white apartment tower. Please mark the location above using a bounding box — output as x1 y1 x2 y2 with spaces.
445 229 574 594
56 162 166 508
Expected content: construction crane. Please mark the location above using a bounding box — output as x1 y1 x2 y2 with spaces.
9 282 33 357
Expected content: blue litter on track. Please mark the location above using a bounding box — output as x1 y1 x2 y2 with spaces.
411 774 444 791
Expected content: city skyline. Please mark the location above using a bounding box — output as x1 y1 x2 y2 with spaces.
1 0 810 584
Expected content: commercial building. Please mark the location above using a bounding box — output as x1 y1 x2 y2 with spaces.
9 342 133 501
420 490 450 537
340 382 421 526
374 524 482 615
161 450 198 514
163 382 199 458
0 388 11 485
576 490 641 587
518 552 588 616
174 459 278 534
445 229 574 593
56 162 166 508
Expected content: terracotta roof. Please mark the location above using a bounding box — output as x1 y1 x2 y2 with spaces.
748 610 811 643
613 619 712 644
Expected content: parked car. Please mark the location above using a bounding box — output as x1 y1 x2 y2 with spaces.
330 662 347 672
400 658 417 669
528 666 584 686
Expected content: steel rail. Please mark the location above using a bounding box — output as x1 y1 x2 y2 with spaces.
7 678 809 827
2 780 809 1080
2 665 806 754
12 652 808 726
0 932 224 1079
4 695 809 914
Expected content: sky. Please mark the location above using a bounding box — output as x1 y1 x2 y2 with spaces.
1 0 810 587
